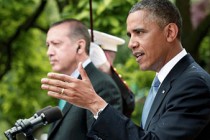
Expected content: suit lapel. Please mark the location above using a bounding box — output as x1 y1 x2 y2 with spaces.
48 101 73 137
144 54 195 130
144 79 171 129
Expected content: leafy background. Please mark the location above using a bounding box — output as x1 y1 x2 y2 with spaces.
0 0 209 139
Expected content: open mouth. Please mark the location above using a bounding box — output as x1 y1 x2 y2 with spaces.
133 52 145 63
133 52 144 58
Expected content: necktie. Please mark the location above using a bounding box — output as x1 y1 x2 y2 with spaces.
58 99 66 110
141 76 160 129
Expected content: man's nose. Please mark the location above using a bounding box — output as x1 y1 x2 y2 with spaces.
47 45 55 56
128 38 139 50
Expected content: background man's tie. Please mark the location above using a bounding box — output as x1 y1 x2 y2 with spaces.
141 76 160 129
58 99 66 110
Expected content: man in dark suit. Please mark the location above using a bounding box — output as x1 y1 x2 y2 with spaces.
41 0 210 139
44 19 122 140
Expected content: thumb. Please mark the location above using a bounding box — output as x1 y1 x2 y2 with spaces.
78 62 90 81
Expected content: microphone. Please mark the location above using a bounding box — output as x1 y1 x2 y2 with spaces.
4 106 63 139
27 105 52 122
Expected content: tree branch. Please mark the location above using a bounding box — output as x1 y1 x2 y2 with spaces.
184 14 210 59
0 0 47 80
176 0 192 42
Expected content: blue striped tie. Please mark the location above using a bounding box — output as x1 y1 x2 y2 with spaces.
141 76 160 129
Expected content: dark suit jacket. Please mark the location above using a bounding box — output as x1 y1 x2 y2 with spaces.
110 66 135 118
87 54 210 140
47 62 122 140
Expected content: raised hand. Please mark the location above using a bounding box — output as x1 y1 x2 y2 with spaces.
41 62 107 115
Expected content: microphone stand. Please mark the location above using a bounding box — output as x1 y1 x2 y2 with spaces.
17 119 35 140
4 131 17 140
4 106 62 140
4 119 35 140
4 131 35 140
24 129 35 140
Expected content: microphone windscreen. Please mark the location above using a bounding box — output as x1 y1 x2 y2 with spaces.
36 106 52 116
44 106 63 124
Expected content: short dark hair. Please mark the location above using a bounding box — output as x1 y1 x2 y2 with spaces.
50 19 91 54
129 0 182 40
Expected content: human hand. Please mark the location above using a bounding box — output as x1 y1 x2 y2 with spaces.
41 62 107 115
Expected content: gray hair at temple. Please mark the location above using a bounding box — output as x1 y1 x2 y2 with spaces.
129 0 182 40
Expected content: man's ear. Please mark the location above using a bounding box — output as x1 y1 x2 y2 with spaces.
77 40 86 54
165 23 178 42
76 45 81 53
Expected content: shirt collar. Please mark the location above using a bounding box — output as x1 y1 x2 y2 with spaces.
157 49 187 84
71 58 91 78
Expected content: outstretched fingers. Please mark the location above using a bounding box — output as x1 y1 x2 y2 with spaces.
40 63 97 110
47 72 78 83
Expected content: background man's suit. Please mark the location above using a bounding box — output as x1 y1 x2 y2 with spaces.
87 54 210 140
47 62 122 140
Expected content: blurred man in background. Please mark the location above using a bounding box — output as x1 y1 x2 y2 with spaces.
89 30 135 117
45 19 122 140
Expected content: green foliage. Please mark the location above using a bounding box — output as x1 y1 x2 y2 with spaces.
0 0 209 139
199 35 210 71
0 1 56 138
60 0 136 36
0 0 37 40
0 28 57 122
